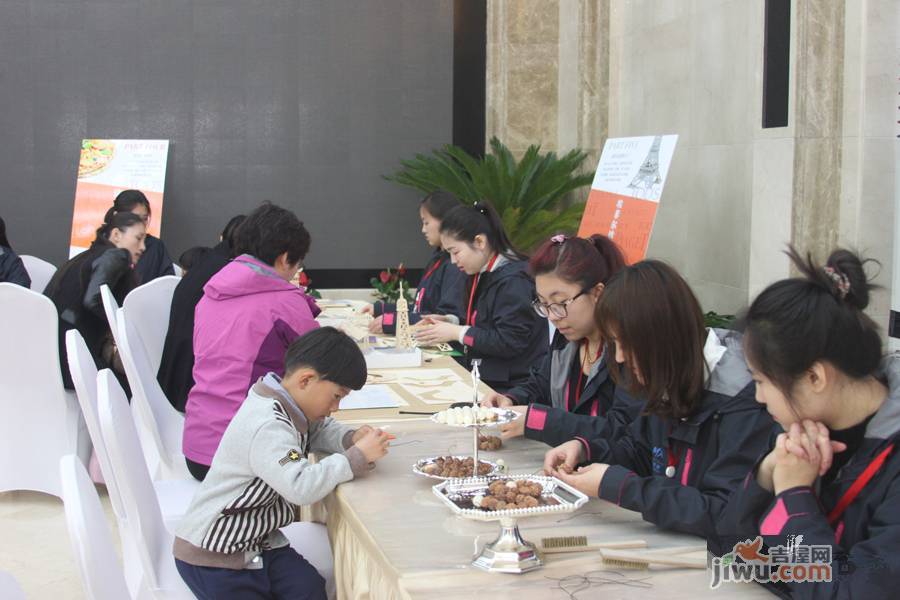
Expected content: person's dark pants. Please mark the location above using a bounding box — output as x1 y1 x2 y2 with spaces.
175 546 327 600
186 457 210 481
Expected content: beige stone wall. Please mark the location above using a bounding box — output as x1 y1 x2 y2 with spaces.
486 0 609 191
486 0 897 325
838 0 897 333
608 0 760 313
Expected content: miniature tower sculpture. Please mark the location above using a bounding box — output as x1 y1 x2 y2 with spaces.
395 282 415 350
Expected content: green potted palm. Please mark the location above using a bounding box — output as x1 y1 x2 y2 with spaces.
385 137 594 251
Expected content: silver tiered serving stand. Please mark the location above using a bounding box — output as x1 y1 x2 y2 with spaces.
433 474 589 573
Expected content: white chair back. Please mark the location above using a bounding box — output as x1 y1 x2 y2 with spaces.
0 283 87 496
0 571 26 600
122 275 179 374
99 284 120 346
97 370 169 591
19 254 56 293
59 455 132 600
65 329 125 519
116 309 188 480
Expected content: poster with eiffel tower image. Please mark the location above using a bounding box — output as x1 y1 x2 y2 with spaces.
577 134 678 264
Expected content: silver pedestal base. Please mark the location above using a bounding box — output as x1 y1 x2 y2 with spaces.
472 517 543 574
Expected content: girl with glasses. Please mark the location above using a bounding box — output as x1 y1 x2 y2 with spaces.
543 260 776 540
481 233 642 446
415 202 547 393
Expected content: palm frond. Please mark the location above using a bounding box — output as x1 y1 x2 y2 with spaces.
385 138 593 250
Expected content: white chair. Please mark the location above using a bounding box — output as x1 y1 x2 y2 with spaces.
67 330 198 530
99 284 120 347
97 370 195 599
122 275 180 374
116 309 190 481
0 571 26 600
98 370 335 599
59 455 133 600
0 283 89 497
19 254 57 293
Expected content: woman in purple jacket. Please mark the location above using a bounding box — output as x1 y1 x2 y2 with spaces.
183 203 320 481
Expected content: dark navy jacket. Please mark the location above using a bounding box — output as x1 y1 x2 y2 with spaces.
374 249 464 333
506 331 642 447
582 330 776 540
0 245 31 288
135 234 175 283
718 354 900 599
457 257 547 393
158 241 231 412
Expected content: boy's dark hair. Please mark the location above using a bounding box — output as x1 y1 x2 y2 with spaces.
740 246 882 399
596 260 707 420
284 327 367 390
235 202 310 267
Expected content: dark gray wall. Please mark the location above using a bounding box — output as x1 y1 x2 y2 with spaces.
0 0 452 272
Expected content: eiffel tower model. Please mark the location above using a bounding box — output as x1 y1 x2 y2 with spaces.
395 282 415 350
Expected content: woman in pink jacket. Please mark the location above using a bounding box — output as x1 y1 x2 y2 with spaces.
184 203 320 480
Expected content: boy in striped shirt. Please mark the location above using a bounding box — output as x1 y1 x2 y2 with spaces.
174 327 390 599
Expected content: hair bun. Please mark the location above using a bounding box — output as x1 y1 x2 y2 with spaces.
787 246 876 311
825 249 875 310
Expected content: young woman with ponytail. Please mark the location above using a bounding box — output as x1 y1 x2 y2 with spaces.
719 248 900 598
44 211 147 391
481 233 642 445
108 189 175 282
416 201 548 393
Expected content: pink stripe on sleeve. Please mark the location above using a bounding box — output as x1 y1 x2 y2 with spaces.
760 498 790 535
525 406 547 431
680 448 693 486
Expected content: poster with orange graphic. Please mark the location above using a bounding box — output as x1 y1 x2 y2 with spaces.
69 139 169 258
577 135 678 264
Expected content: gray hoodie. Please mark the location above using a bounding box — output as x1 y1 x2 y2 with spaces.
174 373 369 569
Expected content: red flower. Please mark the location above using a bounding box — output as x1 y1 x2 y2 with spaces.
379 270 391 284
397 263 407 277
297 271 310 287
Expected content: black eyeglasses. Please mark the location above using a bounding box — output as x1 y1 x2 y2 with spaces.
532 288 590 319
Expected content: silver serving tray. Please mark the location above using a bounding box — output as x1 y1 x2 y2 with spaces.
412 455 502 480
430 406 519 428
432 474 588 521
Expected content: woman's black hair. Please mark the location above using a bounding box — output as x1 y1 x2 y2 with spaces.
741 246 882 397
178 246 211 271
95 211 145 242
0 216 11 250
420 191 461 222
284 326 367 390
438 201 526 260
112 189 151 215
221 215 246 253
234 202 310 267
